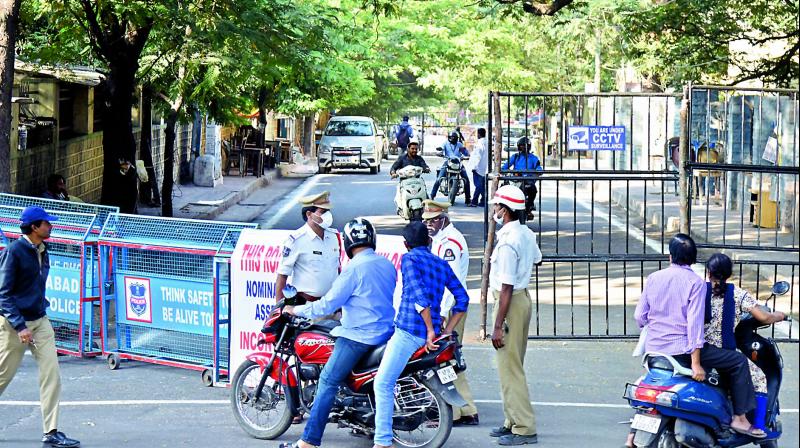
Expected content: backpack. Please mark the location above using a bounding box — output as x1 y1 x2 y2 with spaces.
396 125 410 147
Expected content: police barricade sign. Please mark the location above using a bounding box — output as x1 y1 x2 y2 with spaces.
230 229 407 377
567 125 626 151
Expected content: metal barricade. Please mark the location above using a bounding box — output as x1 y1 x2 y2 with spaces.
98 214 257 385
0 204 104 356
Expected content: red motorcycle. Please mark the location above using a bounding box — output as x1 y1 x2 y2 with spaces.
230 289 467 448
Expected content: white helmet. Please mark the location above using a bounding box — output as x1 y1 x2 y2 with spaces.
489 184 526 210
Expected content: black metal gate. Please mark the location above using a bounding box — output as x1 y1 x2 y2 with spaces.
485 89 799 342
487 91 682 339
686 85 799 342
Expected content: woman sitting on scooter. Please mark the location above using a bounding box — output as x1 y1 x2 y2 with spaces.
703 253 787 438
624 253 786 447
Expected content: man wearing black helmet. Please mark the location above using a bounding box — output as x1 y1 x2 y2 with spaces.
502 137 543 219
282 218 397 448
431 130 471 205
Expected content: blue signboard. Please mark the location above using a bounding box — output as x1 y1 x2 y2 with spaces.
115 274 223 336
568 125 626 151
46 254 90 323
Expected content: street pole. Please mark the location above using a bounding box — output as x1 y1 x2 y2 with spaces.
479 91 503 340
679 85 691 234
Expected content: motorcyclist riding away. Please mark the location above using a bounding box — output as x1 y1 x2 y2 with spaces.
502 136 543 218
430 131 471 205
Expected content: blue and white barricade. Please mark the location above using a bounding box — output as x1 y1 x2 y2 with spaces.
98 213 257 384
0 203 105 357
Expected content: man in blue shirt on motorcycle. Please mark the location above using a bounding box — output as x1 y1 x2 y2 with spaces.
430 131 471 205
502 137 543 219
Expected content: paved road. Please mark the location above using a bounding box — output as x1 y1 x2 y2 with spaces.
2 157 797 447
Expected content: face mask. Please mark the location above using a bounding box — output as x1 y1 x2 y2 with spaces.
318 211 333 229
493 208 505 226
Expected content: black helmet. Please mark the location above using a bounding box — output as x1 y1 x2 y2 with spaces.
517 136 531 149
448 131 459 143
343 218 376 258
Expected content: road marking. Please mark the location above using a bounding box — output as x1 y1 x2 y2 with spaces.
573 194 663 254
261 175 324 229
2 399 796 413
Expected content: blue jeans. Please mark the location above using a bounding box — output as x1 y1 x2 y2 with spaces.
302 337 373 446
373 328 426 446
471 170 485 206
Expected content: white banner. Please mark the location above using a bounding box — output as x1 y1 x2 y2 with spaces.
229 229 292 377
229 230 407 379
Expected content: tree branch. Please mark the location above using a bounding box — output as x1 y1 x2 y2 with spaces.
523 0 574 15
78 0 113 59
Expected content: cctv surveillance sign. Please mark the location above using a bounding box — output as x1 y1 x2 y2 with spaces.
567 126 626 151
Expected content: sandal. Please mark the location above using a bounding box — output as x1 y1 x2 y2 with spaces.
731 425 767 439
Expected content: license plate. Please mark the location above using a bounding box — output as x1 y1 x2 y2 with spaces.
334 156 358 165
436 366 457 384
631 413 661 434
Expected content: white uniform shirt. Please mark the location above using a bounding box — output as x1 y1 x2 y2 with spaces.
277 224 341 297
432 223 469 315
489 220 542 291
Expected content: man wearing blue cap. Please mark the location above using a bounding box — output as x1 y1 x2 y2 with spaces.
0 207 80 447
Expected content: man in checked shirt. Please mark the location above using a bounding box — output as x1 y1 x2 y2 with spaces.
371 221 470 448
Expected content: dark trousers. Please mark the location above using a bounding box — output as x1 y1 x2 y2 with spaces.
676 344 756 415
431 166 471 203
471 171 485 206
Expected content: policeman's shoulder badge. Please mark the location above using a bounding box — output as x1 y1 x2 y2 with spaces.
443 248 456 261
283 246 292 257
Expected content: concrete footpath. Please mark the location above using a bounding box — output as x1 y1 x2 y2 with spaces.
137 160 317 221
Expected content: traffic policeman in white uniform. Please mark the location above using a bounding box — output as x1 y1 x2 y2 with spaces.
422 199 479 426
276 191 341 305
487 184 542 446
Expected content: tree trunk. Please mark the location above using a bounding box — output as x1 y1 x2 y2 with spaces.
302 114 315 157
161 109 178 217
138 86 160 206
100 66 139 213
0 0 21 193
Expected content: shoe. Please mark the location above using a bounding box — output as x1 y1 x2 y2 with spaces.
498 434 538 445
42 431 80 447
453 414 479 426
490 426 513 437
292 415 304 425
467 203 477 208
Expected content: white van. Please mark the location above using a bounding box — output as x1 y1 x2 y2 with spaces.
318 116 384 174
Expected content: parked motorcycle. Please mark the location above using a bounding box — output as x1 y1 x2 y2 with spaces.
623 281 792 448
436 156 465 205
394 165 428 221
231 286 467 448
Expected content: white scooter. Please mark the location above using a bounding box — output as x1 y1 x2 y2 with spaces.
394 165 428 221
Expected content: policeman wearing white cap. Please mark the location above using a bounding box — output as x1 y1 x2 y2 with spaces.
275 191 341 305
487 184 542 446
422 199 479 426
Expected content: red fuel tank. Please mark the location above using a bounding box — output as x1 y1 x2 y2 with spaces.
294 331 335 364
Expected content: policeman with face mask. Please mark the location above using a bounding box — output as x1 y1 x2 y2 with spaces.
276 191 341 305
487 185 542 446
423 199 479 426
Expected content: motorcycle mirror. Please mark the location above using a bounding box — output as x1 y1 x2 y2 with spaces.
283 284 297 300
771 281 790 297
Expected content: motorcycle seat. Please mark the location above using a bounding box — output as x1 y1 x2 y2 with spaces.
353 344 387 372
309 319 341 334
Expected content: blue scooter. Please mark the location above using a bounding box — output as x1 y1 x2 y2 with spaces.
623 281 792 448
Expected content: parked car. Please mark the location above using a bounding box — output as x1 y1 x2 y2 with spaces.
318 116 384 174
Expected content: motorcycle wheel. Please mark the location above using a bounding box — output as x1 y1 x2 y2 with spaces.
447 178 458 206
758 441 778 448
230 360 293 440
410 208 423 221
391 377 453 448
